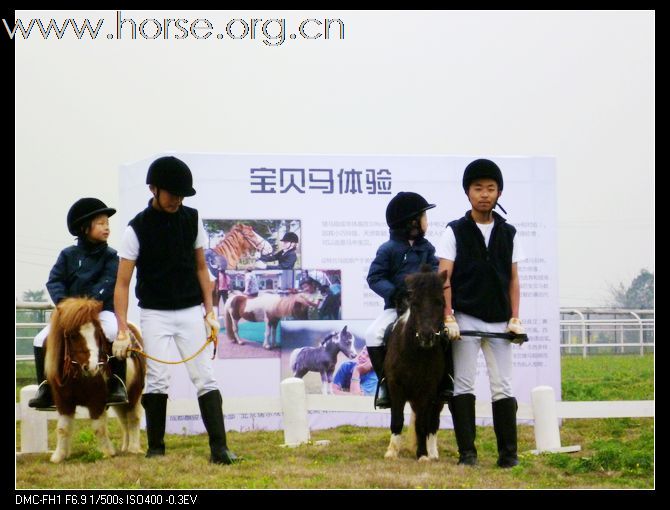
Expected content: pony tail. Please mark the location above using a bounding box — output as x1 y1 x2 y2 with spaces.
44 306 64 382
223 296 239 341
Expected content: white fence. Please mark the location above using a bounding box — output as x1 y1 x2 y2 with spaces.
16 304 654 360
16 382 654 455
560 308 654 357
14 304 655 455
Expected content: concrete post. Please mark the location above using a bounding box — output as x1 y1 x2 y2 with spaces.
280 378 310 446
530 385 581 454
19 385 49 453
531 386 562 451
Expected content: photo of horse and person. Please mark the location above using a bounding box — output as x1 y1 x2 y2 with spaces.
203 218 302 273
279 320 376 396
210 265 343 360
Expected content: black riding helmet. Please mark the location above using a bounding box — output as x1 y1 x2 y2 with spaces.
462 159 504 192
67 198 116 236
281 232 299 243
299 276 317 288
385 191 436 228
462 159 507 214
146 156 196 197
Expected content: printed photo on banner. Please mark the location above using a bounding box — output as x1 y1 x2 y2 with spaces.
216 269 343 360
280 320 376 396
293 269 342 320
203 219 302 271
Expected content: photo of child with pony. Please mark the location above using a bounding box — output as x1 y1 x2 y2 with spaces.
279 320 373 395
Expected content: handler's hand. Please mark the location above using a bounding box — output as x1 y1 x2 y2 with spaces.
205 310 221 338
112 330 131 359
506 317 525 335
443 315 461 340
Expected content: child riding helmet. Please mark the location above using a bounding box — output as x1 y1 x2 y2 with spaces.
67 198 116 236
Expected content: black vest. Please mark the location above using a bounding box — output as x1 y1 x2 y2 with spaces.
129 202 202 310
448 211 516 323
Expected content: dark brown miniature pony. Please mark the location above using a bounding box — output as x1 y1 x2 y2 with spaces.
383 267 449 461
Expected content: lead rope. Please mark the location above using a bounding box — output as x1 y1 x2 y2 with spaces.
128 328 218 364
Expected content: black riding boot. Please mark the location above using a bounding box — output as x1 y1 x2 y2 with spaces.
438 342 454 403
449 393 478 465
492 397 519 468
28 346 55 409
198 389 238 465
142 393 168 457
107 357 129 405
367 345 390 409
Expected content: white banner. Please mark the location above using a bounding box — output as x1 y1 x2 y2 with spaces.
120 153 559 433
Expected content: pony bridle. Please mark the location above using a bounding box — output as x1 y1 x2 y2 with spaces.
414 329 444 349
62 330 108 379
241 230 272 255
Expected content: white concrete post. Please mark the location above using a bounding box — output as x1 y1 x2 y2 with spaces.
280 378 310 446
531 386 562 451
530 385 581 454
19 385 49 453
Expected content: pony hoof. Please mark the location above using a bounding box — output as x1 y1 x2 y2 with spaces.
384 450 398 459
418 456 431 463
50 452 66 463
263 344 271 350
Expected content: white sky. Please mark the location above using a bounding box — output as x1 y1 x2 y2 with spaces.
14 10 654 307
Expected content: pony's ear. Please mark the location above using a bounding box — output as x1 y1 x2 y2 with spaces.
341 325 348 334
439 269 449 284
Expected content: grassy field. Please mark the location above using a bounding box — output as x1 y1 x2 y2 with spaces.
15 354 654 489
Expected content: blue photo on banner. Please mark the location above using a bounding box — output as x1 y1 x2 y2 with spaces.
280 320 376 396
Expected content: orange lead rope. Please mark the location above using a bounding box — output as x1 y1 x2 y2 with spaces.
128 328 219 364
209 327 219 359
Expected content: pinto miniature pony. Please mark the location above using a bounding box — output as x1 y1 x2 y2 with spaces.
383 267 449 461
289 326 357 394
44 297 145 463
223 292 318 349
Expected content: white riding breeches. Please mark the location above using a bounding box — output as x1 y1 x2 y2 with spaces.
140 305 219 397
452 312 514 402
33 310 118 347
365 308 398 347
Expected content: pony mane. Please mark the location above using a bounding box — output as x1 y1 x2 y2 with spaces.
405 270 446 299
44 297 104 380
320 331 338 345
213 224 255 269
273 293 313 317
55 297 102 332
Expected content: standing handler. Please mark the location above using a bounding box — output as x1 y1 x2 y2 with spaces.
437 159 525 468
112 156 237 464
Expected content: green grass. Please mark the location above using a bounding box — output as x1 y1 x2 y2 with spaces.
16 360 35 401
16 419 653 489
16 354 654 489
561 354 654 401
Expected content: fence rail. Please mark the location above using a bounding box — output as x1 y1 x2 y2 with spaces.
15 383 654 455
560 308 654 356
16 304 654 359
